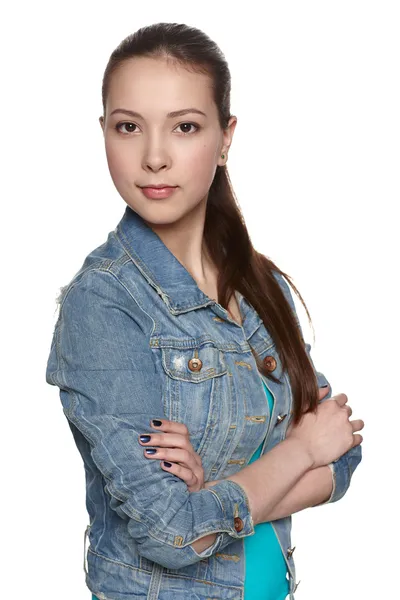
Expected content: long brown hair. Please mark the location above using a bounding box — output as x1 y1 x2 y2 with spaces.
100 22 320 425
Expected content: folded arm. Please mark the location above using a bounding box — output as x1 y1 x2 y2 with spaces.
203 273 361 530
46 268 255 569
269 272 363 514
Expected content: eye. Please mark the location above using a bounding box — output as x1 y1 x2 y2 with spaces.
174 122 199 135
115 122 139 135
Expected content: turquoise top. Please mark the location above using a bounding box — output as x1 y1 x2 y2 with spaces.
92 380 289 600
243 380 290 599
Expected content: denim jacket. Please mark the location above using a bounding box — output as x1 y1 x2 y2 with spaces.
45 206 362 600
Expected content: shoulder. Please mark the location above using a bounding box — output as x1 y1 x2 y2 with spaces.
55 229 138 311
269 268 296 308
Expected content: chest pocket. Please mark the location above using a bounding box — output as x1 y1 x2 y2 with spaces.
158 341 228 453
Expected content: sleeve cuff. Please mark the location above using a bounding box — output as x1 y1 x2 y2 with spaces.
176 479 256 561
318 443 362 505
318 462 336 505
207 479 255 537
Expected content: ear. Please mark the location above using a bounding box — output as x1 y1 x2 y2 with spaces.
222 115 237 154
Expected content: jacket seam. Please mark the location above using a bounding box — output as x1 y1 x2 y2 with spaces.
88 547 243 592
87 547 153 574
54 266 157 372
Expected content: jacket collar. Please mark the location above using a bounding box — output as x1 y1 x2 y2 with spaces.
115 205 226 314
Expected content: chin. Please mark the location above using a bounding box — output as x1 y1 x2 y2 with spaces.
124 198 193 228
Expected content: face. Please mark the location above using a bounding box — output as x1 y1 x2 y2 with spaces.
99 57 236 227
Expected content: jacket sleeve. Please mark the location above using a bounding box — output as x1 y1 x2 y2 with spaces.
45 268 255 570
273 271 362 504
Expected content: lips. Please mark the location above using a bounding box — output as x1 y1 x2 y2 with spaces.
141 185 177 189
140 186 178 199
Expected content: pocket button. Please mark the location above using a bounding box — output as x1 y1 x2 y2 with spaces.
188 357 203 372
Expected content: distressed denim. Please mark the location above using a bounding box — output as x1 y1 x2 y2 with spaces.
45 206 362 600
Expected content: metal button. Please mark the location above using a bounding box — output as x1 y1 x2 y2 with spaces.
287 546 296 559
174 535 184 546
188 357 203 372
275 413 288 425
263 355 277 372
234 517 244 532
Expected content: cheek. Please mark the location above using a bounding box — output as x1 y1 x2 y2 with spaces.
105 140 135 180
184 145 217 185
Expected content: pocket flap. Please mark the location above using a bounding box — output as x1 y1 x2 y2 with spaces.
161 343 227 382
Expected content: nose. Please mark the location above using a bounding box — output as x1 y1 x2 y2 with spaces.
142 140 171 173
143 157 169 172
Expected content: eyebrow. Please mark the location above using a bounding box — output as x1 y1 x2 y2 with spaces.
109 107 207 119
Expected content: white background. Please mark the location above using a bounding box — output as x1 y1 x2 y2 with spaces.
2 1 398 598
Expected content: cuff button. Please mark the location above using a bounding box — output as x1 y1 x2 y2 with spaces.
234 517 244 532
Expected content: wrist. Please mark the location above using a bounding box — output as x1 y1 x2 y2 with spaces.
203 480 222 489
283 436 315 470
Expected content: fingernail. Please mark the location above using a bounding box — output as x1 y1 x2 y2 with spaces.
152 420 162 427
145 448 157 454
140 435 151 443
321 384 328 388
163 461 172 468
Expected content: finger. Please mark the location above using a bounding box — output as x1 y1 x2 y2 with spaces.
161 460 199 488
192 452 202 468
333 392 349 407
139 432 192 451
352 433 363 447
144 446 201 477
318 385 330 401
143 446 204 488
150 418 190 439
350 418 365 433
342 404 352 417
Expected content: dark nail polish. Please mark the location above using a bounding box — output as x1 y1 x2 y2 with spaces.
145 448 157 454
164 461 172 467
152 420 162 427
140 435 151 443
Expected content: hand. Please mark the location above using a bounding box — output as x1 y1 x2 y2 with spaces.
286 385 331 438
286 386 365 469
138 419 205 492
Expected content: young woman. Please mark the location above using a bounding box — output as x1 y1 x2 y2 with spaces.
45 22 364 600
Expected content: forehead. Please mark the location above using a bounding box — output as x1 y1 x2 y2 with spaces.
107 57 216 117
